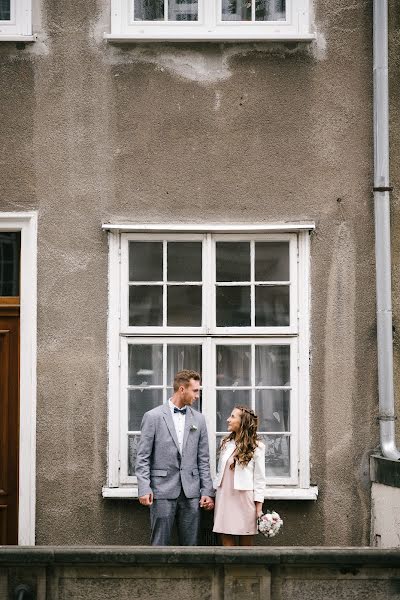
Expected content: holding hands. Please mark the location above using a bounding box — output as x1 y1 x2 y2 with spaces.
199 495 214 510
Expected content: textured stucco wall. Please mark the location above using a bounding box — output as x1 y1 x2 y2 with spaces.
0 0 379 545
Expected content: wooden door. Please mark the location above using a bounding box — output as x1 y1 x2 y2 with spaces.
0 298 20 544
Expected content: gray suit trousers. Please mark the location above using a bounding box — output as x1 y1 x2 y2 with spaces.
150 489 200 546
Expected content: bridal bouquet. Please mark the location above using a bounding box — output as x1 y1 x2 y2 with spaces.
257 511 283 538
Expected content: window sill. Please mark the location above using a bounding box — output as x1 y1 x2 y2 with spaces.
104 32 316 43
102 486 318 500
0 34 36 42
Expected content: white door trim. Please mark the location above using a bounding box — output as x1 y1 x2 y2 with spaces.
0 211 37 545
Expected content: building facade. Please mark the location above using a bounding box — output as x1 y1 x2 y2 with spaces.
0 0 389 546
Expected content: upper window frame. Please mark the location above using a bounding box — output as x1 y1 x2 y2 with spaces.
0 0 32 40
121 232 298 336
106 0 314 42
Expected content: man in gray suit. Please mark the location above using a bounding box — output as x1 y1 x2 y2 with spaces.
136 369 214 546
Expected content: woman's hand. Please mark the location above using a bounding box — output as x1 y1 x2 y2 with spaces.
255 501 263 517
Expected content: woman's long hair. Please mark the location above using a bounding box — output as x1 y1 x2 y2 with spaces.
220 406 259 469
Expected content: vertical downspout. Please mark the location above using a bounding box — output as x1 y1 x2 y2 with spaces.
373 0 400 459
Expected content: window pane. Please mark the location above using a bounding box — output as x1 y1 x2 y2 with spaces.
216 242 250 281
216 390 251 431
169 0 198 21
129 242 162 282
255 242 289 281
216 345 251 386
260 434 290 477
255 285 289 326
134 0 164 20
167 345 202 385
221 0 251 20
255 345 290 386
0 232 20 296
216 286 250 326
128 434 140 476
0 0 10 20
167 242 202 282
256 390 290 432
128 344 163 385
167 286 202 326
128 389 163 431
129 286 163 326
216 434 225 455
255 0 286 21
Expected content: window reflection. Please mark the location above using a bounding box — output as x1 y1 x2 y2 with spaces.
216 345 251 386
260 434 290 477
256 390 290 432
167 345 202 384
255 285 290 326
128 344 163 386
134 0 164 20
128 389 163 430
128 434 140 476
255 345 290 386
0 0 10 20
0 232 20 296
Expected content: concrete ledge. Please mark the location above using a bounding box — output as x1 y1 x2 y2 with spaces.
1 546 400 567
370 454 400 487
2 547 400 600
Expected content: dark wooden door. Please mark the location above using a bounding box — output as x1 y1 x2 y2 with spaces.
0 298 20 545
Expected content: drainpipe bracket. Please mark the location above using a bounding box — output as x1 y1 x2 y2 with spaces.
378 415 397 421
373 186 393 192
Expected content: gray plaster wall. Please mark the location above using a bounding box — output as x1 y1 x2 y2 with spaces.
0 0 379 545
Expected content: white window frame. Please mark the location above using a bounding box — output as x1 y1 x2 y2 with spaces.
0 0 33 41
103 222 318 501
106 0 314 42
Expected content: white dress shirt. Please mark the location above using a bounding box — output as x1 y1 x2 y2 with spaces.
169 399 186 454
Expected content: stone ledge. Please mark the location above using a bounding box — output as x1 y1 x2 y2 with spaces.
1 546 400 567
370 454 400 488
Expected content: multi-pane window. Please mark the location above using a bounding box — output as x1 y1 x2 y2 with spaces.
108 0 311 41
106 228 312 495
133 0 285 22
222 0 285 21
0 0 32 37
134 0 199 21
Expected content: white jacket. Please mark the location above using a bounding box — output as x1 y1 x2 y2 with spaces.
213 440 266 502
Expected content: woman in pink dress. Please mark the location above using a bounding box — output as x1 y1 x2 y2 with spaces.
213 406 266 546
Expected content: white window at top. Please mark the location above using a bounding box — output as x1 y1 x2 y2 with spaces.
105 226 315 499
0 0 32 38
108 0 312 41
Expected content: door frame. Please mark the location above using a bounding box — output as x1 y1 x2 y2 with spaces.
0 212 37 545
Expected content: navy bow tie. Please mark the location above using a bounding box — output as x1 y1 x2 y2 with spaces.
174 407 187 415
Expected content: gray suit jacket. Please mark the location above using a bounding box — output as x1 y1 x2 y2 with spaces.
135 404 214 500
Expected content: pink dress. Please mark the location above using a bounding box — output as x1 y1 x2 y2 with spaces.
213 454 257 535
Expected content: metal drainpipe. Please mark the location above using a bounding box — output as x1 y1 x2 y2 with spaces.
373 0 400 459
